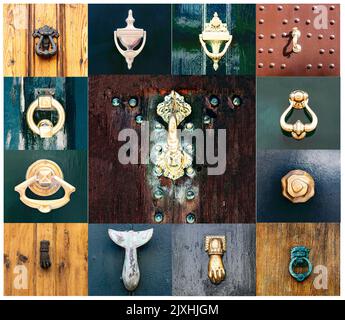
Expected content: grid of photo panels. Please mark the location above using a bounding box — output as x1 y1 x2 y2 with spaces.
3 3 340 296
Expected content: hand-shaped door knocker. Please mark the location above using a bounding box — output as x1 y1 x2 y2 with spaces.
40 240 52 269
205 235 226 284
114 9 146 70
14 159 76 213
32 25 59 58
199 12 232 71
289 246 313 282
280 90 318 140
292 27 302 53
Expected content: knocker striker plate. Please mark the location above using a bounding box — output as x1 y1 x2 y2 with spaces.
289 246 312 282
32 25 59 58
205 235 226 284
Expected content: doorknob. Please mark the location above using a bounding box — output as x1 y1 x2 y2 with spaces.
26 94 65 138
108 228 153 291
289 246 312 282
199 12 232 71
32 25 59 58
114 9 146 70
14 159 76 213
292 27 301 53
154 90 193 181
205 235 226 284
280 90 318 140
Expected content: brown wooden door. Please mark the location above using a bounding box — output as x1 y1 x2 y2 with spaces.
3 4 88 77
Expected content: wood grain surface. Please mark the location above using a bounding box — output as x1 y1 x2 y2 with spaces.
256 223 340 296
172 224 256 296
4 223 88 296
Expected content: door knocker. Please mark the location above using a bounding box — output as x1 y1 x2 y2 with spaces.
205 235 226 284
281 169 315 203
292 27 301 53
14 159 76 213
114 9 146 70
32 25 59 58
108 228 153 291
289 246 312 282
199 12 232 71
26 94 65 138
280 90 318 140
40 240 52 269
153 91 193 181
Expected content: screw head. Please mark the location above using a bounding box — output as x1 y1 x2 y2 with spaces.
153 188 164 200
154 211 164 223
186 213 196 224
186 190 195 200
128 97 138 107
135 115 143 124
209 95 220 107
112 97 121 107
232 96 242 107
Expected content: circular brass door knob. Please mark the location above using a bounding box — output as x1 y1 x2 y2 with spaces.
281 169 315 203
26 95 65 138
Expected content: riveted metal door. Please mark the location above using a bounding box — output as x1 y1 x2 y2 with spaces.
256 4 339 76
89 75 255 224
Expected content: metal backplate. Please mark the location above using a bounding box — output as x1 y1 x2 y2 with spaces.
256 4 339 76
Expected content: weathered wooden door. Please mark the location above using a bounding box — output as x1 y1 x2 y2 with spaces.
4 223 88 296
3 4 88 77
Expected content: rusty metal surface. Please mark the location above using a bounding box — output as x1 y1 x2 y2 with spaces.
256 4 339 76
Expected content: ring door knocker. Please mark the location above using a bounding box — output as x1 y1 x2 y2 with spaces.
205 235 226 284
32 25 59 58
14 159 76 213
289 246 313 282
199 12 232 71
108 228 153 291
280 90 318 140
292 27 302 53
27 94 65 138
154 91 193 181
114 9 146 70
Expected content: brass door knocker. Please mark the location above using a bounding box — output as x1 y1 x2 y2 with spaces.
14 159 76 213
289 246 312 282
205 235 226 284
32 25 59 58
199 12 232 71
292 27 302 53
40 240 51 269
114 9 146 69
280 90 318 140
26 94 65 138
108 228 153 291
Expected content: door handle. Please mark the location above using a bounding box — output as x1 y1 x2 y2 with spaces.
32 25 59 58
14 159 76 213
205 235 226 284
289 246 312 282
26 94 65 138
108 228 153 291
199 12 232 71
292 27 301 53
114 9 146 70
280 90 318 140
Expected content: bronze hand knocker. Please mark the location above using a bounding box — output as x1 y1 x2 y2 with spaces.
205 235 226 284
280 90 318 140
32 25 59 58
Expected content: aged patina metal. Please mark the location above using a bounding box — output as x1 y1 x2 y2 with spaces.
40 240 51 269
32 25 59 58
289 246 313 282
205 235 226 284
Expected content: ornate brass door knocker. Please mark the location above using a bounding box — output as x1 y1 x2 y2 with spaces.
281 169 315 203
292 27 302 53
205 235 226 284
14 159 76 213
114 9 146 70
153 91 193 181
40 240 51 269
108 228 153 291
199 12 232 71
32 25 59 58
280 90 318 140
289 246 312 282
26 94 65 138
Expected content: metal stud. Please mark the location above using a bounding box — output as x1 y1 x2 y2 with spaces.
209 95 220 107
112 97 121 107
232 96 242 107
154 211 164 223
153 187 164 200
128 97 138 108
186 189 195 200
203 115 211 124
135 114 143 124
186 213 196 224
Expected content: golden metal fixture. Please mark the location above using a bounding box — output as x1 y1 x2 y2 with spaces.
281 170 315 203
292 27 301 53
26 95 65 138
114 9 146 70
205 235 226 284
280 90 318 140
14 159 76 213
155 91 193 181
199 12 232 71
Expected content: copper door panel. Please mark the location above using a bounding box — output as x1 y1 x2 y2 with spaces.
256 4 339 76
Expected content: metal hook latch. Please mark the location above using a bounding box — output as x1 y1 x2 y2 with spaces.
108 228 153 291
205 235 226 284
280 90 318 140
199 12 232 71
114 9 146 69
32 25 59 58
292 27 301 53
289 246 313 282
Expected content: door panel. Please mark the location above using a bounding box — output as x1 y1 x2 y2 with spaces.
256 4 340 76
89 75 255 223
